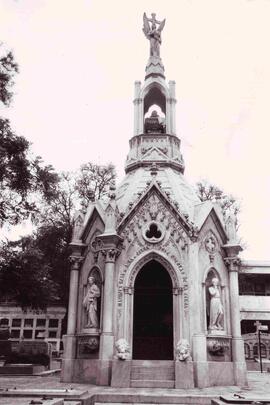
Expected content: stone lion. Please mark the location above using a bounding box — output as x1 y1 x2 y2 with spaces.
176 339 192 361
115 338 130 360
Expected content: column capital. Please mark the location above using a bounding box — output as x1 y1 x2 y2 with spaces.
101 248 122 263
224 256 241 272
69 255 84 270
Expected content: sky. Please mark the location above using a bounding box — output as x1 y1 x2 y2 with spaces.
0 0 270 260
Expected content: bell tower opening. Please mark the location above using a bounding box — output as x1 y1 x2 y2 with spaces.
144 105 165 134
133 259 173 360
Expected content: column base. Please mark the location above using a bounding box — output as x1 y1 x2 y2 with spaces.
193 361 209 388
111 359 131 387
99 332 114 360
231 337 247 386
96 359 112 386
233 362 248 387
175 361 194 388
61 335 77 382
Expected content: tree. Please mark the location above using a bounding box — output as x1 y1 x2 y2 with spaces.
76 162 116 209
0 120 59 226
0 163 116 310
0 46 18 106
0 47 59 227
0 238 59 309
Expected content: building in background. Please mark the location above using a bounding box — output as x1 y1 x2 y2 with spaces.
0 303 66 356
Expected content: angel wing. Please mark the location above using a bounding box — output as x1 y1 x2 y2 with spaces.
142 12 151 38
157 18 166 33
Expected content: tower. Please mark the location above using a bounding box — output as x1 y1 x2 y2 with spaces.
61 13 247 388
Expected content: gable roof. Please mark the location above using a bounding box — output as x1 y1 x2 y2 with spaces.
117 179 196 238
194 201 227 242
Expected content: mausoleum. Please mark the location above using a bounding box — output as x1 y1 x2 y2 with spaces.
61 13 247 388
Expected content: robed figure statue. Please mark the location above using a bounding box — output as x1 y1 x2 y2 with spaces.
143 12 166 58
83 276 101 328
208 278 224 331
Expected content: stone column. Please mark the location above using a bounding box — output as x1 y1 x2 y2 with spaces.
61 255 83 382
189 242 209 388
169 81 177 135
225 255 247 386
100 248 117 357
133 81 141 135
96 238 122 386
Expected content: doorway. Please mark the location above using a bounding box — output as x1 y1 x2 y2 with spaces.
133 260 173 360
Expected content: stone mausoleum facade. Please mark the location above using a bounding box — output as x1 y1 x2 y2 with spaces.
61 15 247 388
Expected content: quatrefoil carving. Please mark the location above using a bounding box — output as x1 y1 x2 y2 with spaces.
143 221 164 243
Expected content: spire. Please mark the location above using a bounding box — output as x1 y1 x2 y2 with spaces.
125 14 184 175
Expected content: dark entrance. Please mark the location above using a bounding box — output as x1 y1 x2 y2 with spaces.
133 260 173 360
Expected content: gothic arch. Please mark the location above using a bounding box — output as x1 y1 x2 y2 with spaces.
123 250 183 291
120 250 185 358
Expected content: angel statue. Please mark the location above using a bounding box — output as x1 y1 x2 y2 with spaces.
143 12 166 58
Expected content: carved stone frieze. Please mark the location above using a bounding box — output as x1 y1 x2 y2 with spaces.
207 336 231 356
120 191 190 252
77 335 99 358
117 248 189 323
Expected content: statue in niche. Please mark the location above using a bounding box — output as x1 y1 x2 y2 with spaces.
144 110 165 133
143 12 166 57
208 277 224 331
83 275 101 328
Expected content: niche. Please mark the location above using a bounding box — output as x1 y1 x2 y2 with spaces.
205 269 224 332
82 267 102 330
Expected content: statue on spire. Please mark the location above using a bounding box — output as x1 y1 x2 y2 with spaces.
143 12 166 58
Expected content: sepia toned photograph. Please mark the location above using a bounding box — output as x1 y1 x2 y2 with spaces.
0 1 269 403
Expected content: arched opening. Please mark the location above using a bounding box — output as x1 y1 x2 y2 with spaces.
143 85 166 134
133 259 173 360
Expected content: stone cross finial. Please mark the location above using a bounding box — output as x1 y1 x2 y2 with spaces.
254 320 262 332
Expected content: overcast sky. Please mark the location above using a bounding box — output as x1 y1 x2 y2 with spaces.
0 0 270 260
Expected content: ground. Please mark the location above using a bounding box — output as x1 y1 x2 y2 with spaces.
0 371 269 399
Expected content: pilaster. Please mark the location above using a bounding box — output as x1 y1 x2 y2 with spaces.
61 255 84 383
95 234 123 385
224 246 247 387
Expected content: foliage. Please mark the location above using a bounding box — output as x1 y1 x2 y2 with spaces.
195 179 241 227
0 238 59 309
76 162 116 209
0 119 59 226
0 47 59 227
0 47 18 106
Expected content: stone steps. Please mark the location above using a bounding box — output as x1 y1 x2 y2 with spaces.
131 359 175 388
131 379 175 388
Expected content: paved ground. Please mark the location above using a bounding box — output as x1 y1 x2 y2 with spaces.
0 371 269 398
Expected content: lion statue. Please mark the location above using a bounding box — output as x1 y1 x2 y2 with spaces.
176 339 192 361
115 338 130 360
